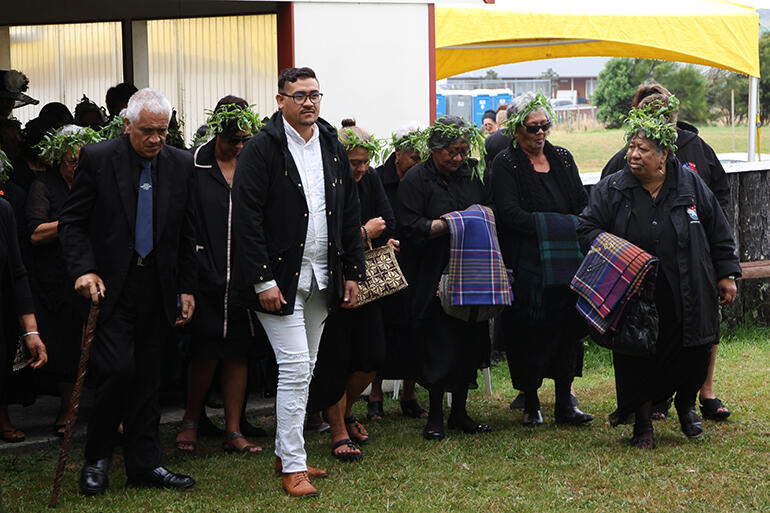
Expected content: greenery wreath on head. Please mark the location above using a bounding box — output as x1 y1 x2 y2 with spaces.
205 103 264 136
100 115 126 141
389 129 429 161
423 117 487 182
503 92 556 144
35 126 103 164
339 128 387 166
623 100 678 154
0 148 11 185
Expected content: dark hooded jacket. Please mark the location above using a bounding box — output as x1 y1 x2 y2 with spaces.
579 158 741 347
230 111 365 315
601 121 731 214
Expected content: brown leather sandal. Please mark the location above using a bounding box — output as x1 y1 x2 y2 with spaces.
175 419 198 453
222 431 262 454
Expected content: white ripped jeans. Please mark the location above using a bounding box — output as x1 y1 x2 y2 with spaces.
256 282 328 473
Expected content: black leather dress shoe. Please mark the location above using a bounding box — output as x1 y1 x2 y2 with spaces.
80 457 111 496
422 424 445 441
677 407 703 439
555 406 594 425
126 466 195 490
521 410 544 427
447 416 492 434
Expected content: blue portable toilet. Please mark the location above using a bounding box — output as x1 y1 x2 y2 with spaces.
436 93 446 119
495 92 512 109
473 93 493 127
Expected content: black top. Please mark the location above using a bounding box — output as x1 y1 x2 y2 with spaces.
579 159 741 347
0 179 28 247
1 197 34 340
356 168 395 247
231 111 366 315
26 169 72 308
601 121 731 214
398 158 489 319
484 131 513 180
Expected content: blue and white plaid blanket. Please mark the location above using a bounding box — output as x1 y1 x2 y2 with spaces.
441 204 513 306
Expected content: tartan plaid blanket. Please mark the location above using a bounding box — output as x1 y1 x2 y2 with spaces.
570 232 658 334
441 204 513 306
534 213 584 288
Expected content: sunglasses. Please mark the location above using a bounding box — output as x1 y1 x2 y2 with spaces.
523 122 552 134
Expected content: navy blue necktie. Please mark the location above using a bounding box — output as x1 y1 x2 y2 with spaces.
135 159 153 257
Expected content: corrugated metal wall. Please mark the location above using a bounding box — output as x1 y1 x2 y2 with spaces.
148 15 277 144
9 22 123 124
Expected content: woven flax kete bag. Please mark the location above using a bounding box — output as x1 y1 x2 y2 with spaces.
354 239 408 308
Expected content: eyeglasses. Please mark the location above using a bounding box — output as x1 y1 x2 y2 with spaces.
228 135 251 145
523 122 552 134
280 92 324 105
443 147 470 159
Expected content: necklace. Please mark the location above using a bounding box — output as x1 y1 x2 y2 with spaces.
648 181 664 199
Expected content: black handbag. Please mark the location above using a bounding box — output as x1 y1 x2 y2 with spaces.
589 283 659 357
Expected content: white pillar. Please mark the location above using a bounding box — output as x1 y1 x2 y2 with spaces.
748 76 759 162
131 20 149 89
0 27 11 69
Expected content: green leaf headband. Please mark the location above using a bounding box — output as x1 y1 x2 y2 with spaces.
100 115 126 141
339 128 387 166
0 148 11 185
423 118 487 182
623 103 678 154
205 104 264 136
389 130 429 161
503 92 556 144
35 126 103 163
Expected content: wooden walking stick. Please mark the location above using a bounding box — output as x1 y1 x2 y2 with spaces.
48 297 101 508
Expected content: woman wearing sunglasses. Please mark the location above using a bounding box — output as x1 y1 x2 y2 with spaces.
491 92 593 427
175 96 265 455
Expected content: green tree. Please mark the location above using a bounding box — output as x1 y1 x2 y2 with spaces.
664 65 708 124
484 69 499 80
540 68 559 97
759 32 770 124
705 68 749 124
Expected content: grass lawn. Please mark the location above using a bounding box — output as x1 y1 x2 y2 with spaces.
549 125 770 174
1 326 769 512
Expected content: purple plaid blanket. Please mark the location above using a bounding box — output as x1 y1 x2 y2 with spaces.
441 205 513 306
570 232 658 334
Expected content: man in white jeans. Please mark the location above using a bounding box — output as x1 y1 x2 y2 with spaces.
232 67 365 497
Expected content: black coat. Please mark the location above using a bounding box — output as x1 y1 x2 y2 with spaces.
357 168 395 247
189 139 253 340
601 121 731 214
230 111 365 315
58 135 198 324
484 131 513 181
398 158 489 320
578 159 741 347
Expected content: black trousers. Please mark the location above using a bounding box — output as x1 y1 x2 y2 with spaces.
84 264 167 477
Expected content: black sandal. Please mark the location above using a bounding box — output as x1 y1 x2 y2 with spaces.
222 431 262 454
700 397 731 421
631 420 654 449
400 399 428 419
367 400 384 420
175 419 198 453
344 415 370 445
331 438 362 462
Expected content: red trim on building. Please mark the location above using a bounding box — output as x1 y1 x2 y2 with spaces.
428 3 436 123
277 2 295 72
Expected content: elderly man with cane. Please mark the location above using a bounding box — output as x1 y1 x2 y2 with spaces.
58 88 197 496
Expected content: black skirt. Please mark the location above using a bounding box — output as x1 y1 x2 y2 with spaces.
308 302 387 412
612 277 711 416
188 307 260 361
34 291 83 383
377 289 421 380
501 286 585 391
415 297 490 391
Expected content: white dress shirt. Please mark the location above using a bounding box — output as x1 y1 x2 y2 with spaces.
255 117 329 296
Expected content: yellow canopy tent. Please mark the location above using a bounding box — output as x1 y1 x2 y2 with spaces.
435 0 761 158
435 0 759 79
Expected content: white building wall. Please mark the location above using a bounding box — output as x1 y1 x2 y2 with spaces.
147 15 278 144
292 2 430 141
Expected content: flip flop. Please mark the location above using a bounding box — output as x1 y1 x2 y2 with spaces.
0 428 25 443
344 415 370 445
331 438 362 462
700 397 731 421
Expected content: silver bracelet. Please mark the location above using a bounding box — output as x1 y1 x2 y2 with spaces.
22 331 40 338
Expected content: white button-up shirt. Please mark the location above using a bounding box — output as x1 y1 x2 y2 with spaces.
255 118 329 298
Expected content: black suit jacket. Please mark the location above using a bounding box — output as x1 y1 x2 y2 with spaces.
58 135 197 324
